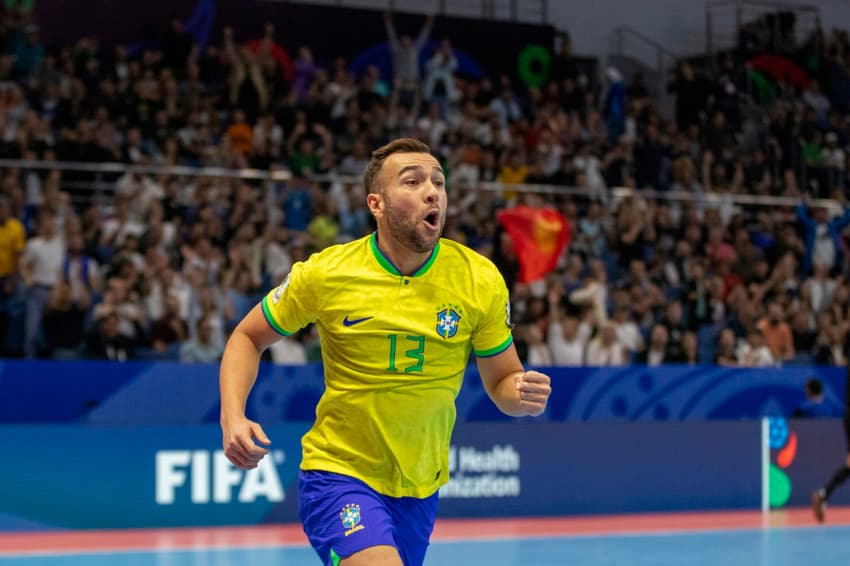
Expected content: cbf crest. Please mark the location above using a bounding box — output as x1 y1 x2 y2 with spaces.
436 303 463 339
340 503 361 530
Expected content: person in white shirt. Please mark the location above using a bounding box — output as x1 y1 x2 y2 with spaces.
180 315 224 363
737 330 776 367
639 324 670 367
548 314 591 366
547 288 591 365
802 261 837 313
569 260 609 328
20 214 65 358
423 39 458 106
611 303 644 355
383 11 433 93
269 335 308 365
586 322 628 366
523 322 553 367
100 199 146 252
115 171 166 223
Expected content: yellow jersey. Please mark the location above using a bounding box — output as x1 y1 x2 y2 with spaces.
0 218 25 277
261 232 513 498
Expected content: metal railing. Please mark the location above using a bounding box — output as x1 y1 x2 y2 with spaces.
705 0 820 60
610 25 679 119
0 159 293 183
0 158 838 211
612 26 679 73
258 0 548 24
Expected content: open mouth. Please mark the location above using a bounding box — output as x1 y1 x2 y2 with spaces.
423 210 440 229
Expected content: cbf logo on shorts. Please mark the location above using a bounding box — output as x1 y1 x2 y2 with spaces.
435 303 463 339
340 503 365 536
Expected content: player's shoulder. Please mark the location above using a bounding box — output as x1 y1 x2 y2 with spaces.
303 234 371 269
438 238 501 275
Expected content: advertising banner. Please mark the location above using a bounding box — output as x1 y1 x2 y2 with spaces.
0 424 308 530
0 421 762 531
439 421 761 517
767 417 850 509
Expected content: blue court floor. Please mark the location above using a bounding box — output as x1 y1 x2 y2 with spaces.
5 525 850 566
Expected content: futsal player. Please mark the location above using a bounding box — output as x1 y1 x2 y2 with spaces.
219 138 552 565
812 366 850 523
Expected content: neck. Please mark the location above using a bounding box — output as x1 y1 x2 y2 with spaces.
375 231 433 276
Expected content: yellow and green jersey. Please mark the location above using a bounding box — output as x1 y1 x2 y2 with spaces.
261 232 513 498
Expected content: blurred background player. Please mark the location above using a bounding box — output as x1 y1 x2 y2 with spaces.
812 367 850 522
794 378 842 418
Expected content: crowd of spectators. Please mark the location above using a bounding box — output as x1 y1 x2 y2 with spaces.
0 4 850 367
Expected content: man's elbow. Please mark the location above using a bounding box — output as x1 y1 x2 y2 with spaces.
227 326 266 355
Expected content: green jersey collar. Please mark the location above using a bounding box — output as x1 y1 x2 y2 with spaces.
369 232 440 277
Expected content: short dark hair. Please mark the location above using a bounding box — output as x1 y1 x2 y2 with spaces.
363 138 431 195
806 378 823 397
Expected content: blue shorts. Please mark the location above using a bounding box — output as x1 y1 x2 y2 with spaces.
298 470 439 566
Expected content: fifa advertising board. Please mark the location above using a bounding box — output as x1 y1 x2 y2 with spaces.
0 421 765 530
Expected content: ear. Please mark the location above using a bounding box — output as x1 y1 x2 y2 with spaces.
367 192 384 219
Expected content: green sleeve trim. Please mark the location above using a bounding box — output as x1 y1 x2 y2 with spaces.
261 295 293 336
474 335 513 358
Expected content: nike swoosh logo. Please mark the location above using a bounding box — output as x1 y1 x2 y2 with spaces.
342 315 374 327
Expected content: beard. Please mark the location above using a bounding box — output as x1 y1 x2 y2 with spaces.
384 198 444 253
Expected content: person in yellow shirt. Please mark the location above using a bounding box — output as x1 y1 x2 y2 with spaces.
0 198 24 281
220 138 551 566
0 198 24 350
499 149 529 200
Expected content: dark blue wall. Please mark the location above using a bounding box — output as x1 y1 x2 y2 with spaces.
0 361 844 424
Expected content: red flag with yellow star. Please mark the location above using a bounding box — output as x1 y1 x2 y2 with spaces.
497 205 570 283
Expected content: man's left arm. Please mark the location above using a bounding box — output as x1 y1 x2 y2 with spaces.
832 205 850 231
477 343 551 417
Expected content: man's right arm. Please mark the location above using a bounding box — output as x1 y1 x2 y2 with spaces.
219 302 285 469
796 200 814 228
414 14 434 49
384 11 398 48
